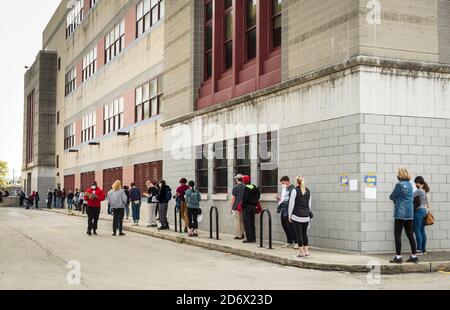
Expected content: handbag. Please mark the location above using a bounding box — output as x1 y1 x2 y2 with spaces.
425 211 434 226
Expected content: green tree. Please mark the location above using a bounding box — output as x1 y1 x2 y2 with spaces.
0 161 8 187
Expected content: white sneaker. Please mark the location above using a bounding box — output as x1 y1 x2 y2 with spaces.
293 244 299 249
282 243 292 248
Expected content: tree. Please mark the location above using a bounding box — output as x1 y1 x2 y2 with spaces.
0 161 8 187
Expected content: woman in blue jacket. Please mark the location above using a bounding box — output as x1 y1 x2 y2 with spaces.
389 168 418 264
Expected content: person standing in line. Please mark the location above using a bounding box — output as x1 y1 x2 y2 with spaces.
186 181 202 237
123 185 130 220
129 183 142 226
74 189 80 211
157 180 172 231
34 191 40 210
52 189 57 209
67 190 75 210
288 176 312 258
18 191 25 207
413 176 430 255
56 188 63 209
27 191 35 210
107 180 127 236
61 188 67 209
230 174 245 240
176 178 190 233
277 176 298 248
143 180 159 228
84 181 106 236
241 175 260 244
47 189 53 209
389 168 418 264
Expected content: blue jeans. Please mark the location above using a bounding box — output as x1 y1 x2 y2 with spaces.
131 201 141 223
414 208 428 252
67 199 73 210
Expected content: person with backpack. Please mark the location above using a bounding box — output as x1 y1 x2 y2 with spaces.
143 180 159 228
413 176 430 255
241 175 260 244
288 176 312 258
230 174 245 240
185 180 202 237
107 180 127 236
389 168 418 264
277 176 298 248
157 180 172 231
129 183 142 226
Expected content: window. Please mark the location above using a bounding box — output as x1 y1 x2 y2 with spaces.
204 1 213 80
213 141 228 193
105 19 125 64
81 171 95 191
258 131 278 193
82 47 97 81
103 97 124 134
271 0 282 49
136 0 165 37
26 90 35 164
56 155 59 169
135 76 163 122
65 67 76 96
64 123 76 150
245 0 257 61
66 0 83 38
81 112 96 143
90 0 98 8
57 57 61 71
195 145 209 193
134 161 163 191
57 111 60 125
234 136 251 178
223 0 233 70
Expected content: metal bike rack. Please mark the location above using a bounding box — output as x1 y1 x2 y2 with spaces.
174 205 182 233
260 209 273 249
209 206 220 240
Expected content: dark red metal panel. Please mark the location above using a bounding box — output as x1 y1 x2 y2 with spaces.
103 167 124 192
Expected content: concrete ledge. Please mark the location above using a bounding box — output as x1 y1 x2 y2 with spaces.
43 208 446 275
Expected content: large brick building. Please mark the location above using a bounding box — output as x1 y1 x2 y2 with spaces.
23 0 450 253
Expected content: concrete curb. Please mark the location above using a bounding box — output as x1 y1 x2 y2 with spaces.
44 209 449 275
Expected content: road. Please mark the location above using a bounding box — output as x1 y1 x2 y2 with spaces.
0 207 448 290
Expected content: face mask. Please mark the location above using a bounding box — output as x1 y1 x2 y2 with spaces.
282 184 287 189
91 186 97 190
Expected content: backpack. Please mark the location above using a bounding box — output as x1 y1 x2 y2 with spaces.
165 187 172 202
188 189 201 206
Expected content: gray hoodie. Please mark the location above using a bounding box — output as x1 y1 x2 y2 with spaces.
107 189 128 209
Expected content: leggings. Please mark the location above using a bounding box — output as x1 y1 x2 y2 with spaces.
394 219 417 256
187 208 199 229
293 221 309 247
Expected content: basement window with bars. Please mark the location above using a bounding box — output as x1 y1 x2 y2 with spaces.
65 67 76 96
82 47 97 82
213 141 228 194
195 144 209 194
81 112 96 143
234 136 251 178
103 98 124 135
66 0 83 38
64 123 76 150
135 76 163 122
105 19 125 64
258 131 279 193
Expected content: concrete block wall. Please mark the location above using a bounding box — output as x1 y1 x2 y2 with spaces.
360 113 450 252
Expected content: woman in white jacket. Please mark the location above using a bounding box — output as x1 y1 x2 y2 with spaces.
288 176 312 258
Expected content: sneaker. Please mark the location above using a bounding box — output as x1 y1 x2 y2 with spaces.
293 244 300 249
293 254 305 259
112 233 117 236
86 231 92 236
93 231 97 235
282 243 293 248
234 236 243 240
390 256 403 264
119 232 126 236
406 256 418 264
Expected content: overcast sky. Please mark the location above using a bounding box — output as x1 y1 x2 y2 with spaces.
0 0 61 179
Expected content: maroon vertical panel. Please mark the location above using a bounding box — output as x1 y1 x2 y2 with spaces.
133 161 163 192
64 175 75 192
103 167 124 192
81 171 96 192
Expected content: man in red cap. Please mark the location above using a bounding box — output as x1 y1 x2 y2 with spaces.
241 175 260 243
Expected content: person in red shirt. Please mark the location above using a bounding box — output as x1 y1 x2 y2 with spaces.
84 181 105 236
176 178 190 233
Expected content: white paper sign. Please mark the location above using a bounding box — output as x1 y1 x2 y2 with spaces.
365 187 377 200
349 180 358 191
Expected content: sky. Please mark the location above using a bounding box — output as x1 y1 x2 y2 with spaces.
0 0 61 180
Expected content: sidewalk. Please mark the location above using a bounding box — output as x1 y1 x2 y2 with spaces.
44 208 450 275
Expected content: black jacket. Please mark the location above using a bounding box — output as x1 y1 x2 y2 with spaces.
157 185 171 203
242 184 261 208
